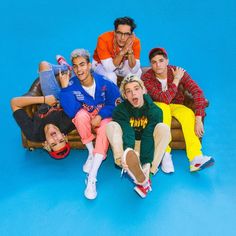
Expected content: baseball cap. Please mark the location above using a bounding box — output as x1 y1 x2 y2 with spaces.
49 142 71 160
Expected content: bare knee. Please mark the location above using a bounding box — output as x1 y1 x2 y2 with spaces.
154 123 171 141
106 121 122 134
39 61 51 72
155 123 170 133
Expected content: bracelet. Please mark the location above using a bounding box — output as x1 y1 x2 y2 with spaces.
43 96 45 104
127 50 133 55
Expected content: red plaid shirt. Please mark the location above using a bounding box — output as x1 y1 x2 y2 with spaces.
141 65 207 116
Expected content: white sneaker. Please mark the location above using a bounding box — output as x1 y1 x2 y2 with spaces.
190 155 215 172
84 177 97 200
83 154 94 174
161 152 174 173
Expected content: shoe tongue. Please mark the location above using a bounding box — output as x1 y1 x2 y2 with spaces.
142 181 149 188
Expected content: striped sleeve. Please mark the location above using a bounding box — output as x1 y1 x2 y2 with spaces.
142 70 178 104
181 71 206 116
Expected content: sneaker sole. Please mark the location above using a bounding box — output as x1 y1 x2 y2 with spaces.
84 179 97 200
199 158 215 170
126 150 146 183
161 166 175 174
84 192 97 200
191 158 215 172
83 165 90 174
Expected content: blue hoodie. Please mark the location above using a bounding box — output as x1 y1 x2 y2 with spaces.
59 72 121 118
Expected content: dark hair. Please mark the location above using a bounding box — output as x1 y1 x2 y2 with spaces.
149 48 168 61
114 16 136 32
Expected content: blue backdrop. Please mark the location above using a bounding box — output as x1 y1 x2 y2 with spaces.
1 0 236 235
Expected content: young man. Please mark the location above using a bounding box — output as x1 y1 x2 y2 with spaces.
141 47 214 173
106 74 171 198
92 16 142 84
11 95 74 159
58 48 121 200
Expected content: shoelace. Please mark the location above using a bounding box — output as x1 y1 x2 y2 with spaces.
120 168 127 178
85 176 96 185
89 180 96 186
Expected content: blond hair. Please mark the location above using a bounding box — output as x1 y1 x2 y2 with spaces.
120 74 145 98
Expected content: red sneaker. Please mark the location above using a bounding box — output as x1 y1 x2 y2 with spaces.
134 179 152 198
56 55 72 70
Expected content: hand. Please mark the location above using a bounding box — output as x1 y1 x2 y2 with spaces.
171 67 185 80
58 69 70 88
114 157 122 168
195 116 204 137
91 115 102 128
45 95 58 106
122 34 134 54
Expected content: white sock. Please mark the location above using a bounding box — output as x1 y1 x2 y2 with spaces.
85 142 94 155
88 153 104 179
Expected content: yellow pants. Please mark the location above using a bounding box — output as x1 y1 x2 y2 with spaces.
155 102 202 161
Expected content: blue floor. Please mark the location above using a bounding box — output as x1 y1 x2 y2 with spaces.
1 0 236 235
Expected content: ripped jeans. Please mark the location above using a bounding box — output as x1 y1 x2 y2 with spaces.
39 64 68 99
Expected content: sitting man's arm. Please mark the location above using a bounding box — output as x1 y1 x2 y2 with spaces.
96 37 117 72
141 67 183 104
98 80 122 119
123 34 139 69
58 71 82 118
10 95 57 112
195 116 204 138
180 69 206 138
114 34 140 70
10 95 57 142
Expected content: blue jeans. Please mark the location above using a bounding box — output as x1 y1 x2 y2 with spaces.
39 64 68 99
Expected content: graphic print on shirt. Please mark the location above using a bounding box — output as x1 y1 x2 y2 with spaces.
74 91 84 101
37 105 63 119
82 103 104 113
129 116 148 129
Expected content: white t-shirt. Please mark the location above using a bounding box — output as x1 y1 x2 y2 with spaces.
82 81 96 98
157 78 168 91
